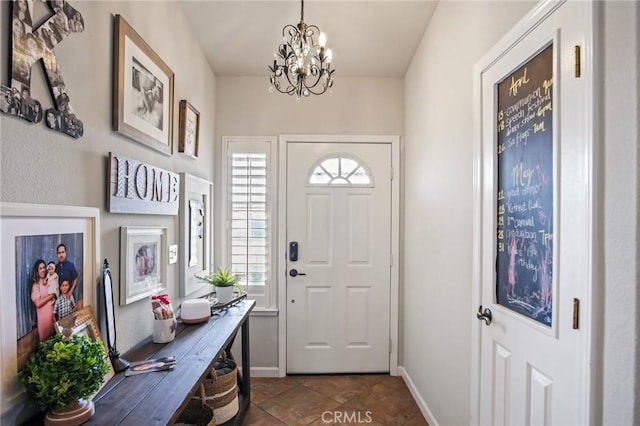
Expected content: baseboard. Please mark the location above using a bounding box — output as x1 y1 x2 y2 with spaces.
246 366 280 377
398 366 439 426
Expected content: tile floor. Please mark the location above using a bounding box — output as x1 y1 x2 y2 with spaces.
242 375 428 425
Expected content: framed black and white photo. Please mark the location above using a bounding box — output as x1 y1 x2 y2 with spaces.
0 203 100 415
120 226 167 305
178 100 200 158
179 173 212 297
113 15 174 155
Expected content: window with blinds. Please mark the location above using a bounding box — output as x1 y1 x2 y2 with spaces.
223 138 277 308
230 153 268 288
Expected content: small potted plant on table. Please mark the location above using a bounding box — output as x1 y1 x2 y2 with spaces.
197 267 243 304
19 333 109 425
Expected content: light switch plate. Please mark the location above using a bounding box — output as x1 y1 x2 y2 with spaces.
169 244 178 264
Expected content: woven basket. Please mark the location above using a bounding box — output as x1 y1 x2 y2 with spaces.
176 384 216 426
200 354 239 424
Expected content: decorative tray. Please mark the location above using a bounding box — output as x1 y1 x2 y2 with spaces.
204 293 247 315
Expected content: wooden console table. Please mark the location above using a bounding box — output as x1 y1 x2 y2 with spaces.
87 300 255 425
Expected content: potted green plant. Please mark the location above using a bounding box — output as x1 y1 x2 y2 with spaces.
196 267 244 304
19 333 109 425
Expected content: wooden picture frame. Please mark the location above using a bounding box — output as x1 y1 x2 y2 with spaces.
55 306 115 396
179 173 213 297
0 203 100 416
178 100 200 158
120 226 167 305
113 15 174 155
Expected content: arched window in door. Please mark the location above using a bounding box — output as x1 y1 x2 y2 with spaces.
308 155 373 186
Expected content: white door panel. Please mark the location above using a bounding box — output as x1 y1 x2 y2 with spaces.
475 1 593 424
286 142 391 373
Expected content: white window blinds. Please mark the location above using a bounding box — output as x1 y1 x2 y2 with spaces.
230 153 268 287
223 138 277 308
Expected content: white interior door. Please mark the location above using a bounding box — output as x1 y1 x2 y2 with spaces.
286 142 392 373
474 1 593 424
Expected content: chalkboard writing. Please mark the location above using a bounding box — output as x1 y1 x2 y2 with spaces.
496 44 553 326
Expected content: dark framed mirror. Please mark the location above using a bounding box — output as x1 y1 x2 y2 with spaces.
103 258 129 372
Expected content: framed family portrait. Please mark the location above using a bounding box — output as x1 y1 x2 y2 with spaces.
120 226 167 305
178 100 200 158
113 15 174 155
179 173 213 297
0 203 100 415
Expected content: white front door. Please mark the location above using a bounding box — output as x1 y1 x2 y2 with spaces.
474 1 593 424
285 142 392 373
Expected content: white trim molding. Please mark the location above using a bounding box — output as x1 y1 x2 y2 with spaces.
249 367 281 378
399 366 438 426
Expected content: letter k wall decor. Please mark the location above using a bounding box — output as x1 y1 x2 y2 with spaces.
1 0 85 138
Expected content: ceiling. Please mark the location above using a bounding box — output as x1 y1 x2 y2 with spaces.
181 1 438 78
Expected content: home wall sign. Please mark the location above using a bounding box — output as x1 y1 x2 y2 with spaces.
108 153 180 215
0 0 85 138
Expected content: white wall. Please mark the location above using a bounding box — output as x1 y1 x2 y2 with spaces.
602 1 639 425
402 1 535 425
0 1 216 420
215 76 404 369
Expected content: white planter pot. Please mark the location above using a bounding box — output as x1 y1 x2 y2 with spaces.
45 398 95 426
216 286 234 304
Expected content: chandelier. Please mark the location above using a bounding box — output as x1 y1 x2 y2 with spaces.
268 0 334 99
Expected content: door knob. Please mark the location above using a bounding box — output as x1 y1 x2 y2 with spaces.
476 305 492 326
289 269 306 277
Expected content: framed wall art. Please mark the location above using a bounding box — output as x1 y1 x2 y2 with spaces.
178 100 200 159
113 15 174 155
0 203 100 417
179 173 213 297
120 226 167 305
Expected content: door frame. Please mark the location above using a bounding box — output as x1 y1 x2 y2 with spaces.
470 0 598 424
277 134 401 377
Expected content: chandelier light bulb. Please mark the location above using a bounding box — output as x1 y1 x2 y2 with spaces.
319 32 326 48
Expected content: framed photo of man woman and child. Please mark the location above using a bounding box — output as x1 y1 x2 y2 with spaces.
0 203 101 412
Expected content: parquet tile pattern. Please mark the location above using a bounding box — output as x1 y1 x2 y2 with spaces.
242 375 428 426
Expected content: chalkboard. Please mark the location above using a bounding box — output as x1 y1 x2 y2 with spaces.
495 44 553 326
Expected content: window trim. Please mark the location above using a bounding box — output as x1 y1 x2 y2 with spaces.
221 137 278 309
